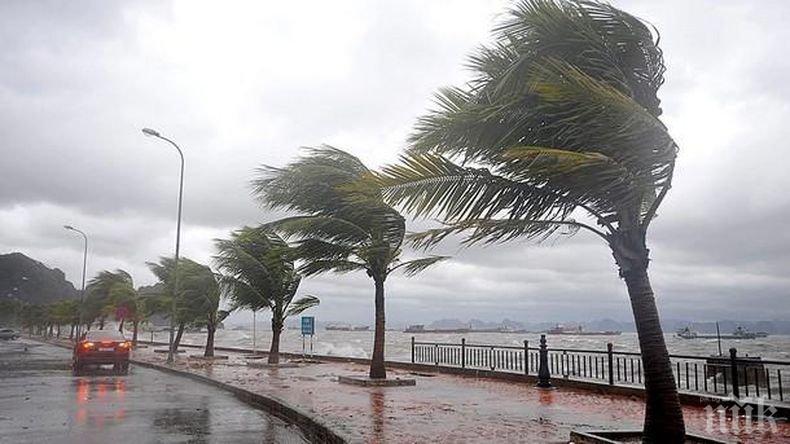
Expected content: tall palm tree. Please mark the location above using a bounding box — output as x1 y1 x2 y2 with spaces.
375 0 682 440
177 262 230 357
253 147 447 379
147 257 225 355
86 270 134 331
215 226 319 364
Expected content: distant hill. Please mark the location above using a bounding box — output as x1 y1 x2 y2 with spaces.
0 252 79 304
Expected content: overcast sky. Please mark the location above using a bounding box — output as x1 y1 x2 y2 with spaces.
1 0 789 326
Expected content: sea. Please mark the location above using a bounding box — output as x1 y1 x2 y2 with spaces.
144 328 790 362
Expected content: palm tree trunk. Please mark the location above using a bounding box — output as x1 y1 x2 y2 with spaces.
611 229 685 442
205 324 215 358
173 322 185 352
132 321 139 347
268 320 282 365
56 324 61 338
624 267 685 442
369 277 387 379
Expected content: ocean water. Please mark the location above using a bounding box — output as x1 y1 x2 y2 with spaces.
144 328 790 362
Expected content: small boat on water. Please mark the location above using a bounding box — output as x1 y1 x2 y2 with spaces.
545 325 622 336
676 325 763 340
403 324 528 334
404 324 471 334
326 324 370 332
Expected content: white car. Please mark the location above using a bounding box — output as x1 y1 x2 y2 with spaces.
0 328 20 340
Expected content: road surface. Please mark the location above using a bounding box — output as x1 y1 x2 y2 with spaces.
0 338 308 443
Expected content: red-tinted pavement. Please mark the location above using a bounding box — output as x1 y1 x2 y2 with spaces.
134 347 788 443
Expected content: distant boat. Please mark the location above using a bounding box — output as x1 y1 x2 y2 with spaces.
404 324 471 334
546 324 622 336
326 324 370 332
676 325 761 340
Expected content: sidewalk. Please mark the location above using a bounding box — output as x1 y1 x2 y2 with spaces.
132 345 789 443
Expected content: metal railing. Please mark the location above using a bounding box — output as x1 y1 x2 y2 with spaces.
411 336 790 403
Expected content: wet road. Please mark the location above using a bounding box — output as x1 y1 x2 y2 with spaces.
0 339 308 443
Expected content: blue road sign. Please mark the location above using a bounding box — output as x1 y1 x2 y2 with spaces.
301 316 315 336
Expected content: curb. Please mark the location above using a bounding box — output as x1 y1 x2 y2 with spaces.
130 359 352 444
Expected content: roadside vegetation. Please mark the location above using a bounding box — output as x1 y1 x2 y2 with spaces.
253 147 446 379
214 226 319 364
12 0 684 440
373 0 683 439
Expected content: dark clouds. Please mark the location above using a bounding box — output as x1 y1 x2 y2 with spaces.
1 0 788 324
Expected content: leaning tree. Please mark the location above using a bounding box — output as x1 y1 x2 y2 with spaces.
215 226 319 364
253 147 447 379
85 270 135 331
176 261 230 357
376 0 683 440
146 257 222 353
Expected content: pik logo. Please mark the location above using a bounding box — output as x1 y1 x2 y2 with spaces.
704 398 779 434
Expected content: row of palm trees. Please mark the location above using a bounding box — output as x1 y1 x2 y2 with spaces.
11 230 321 362
16 0 684 439
246 0 686 440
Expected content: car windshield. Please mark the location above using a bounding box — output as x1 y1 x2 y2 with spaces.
85 331 125 342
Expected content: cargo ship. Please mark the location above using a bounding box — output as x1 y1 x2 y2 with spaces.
676 325 765 340
545 325 622 336
325 324 370 331
404 324 471 334
404 324 528 334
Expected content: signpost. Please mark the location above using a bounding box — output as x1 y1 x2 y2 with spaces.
301 316 315 358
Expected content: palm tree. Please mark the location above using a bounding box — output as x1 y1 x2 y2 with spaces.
253 147 447 379
85 270 134 330
376 0 682 440
50 299 79 339
177 262 230 357
215 226 319 364
147 257 228 356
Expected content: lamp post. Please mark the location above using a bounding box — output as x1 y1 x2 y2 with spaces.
142 127 184 364
64 225 88 340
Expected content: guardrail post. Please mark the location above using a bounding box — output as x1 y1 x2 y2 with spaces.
461 338 466 369
524 340 529 375
435 343 439 366
536 334 552 388
607 343 614 386
411 336 415 364
730 347 740 398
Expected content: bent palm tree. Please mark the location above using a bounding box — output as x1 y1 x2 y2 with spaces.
214 226 319 364
86 270 135 331
147 257 218 353
177 262 230 357
253 147 447 378
376 0 683 440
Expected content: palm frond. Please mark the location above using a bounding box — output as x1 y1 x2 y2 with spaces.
407 218 590 249
390 256 449 277
377 152 574 223
298 259 367 277
284 295 320 317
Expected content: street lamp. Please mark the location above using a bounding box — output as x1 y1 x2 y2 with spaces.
142 127 184 364
64 225 88 340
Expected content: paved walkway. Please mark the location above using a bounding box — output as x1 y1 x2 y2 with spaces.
131 344 789 443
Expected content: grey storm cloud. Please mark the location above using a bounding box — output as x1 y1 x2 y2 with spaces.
1 0 789 325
